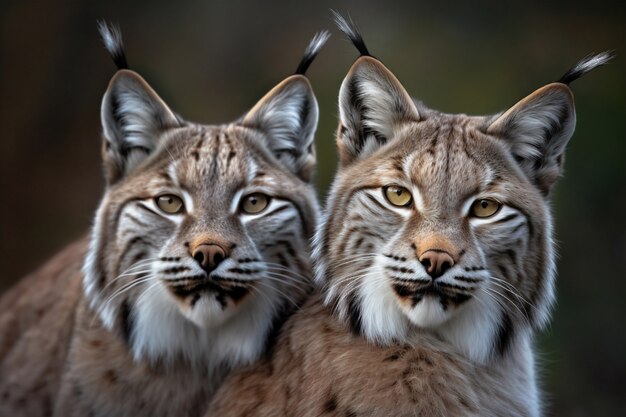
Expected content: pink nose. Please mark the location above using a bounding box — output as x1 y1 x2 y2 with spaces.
191 244 227 272
419 250 454 279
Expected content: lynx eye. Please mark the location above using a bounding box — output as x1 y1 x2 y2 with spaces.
384 185 413 207
155 194 184 214
241 193 270 214
470 199 502 218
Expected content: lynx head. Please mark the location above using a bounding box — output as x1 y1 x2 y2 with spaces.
315 14 610 363
84 23 328 368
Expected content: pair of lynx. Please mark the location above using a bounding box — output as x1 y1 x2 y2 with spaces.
0 13 610 417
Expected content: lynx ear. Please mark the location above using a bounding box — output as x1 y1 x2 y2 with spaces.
337 56 420 166
101 70 180 184
242 75 319 182
487 83 576 195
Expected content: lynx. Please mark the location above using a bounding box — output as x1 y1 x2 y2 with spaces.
206 15 610 417
0 23 328 417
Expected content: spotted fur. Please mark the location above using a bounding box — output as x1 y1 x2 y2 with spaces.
206 16 609 417
0 23 327 417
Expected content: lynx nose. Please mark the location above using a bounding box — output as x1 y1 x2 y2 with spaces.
419 250 454 279
192 244 227 273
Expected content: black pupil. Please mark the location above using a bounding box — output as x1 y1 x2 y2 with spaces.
250 197 258 205
395 189 402 196
481 200 488 208
168 197 174 204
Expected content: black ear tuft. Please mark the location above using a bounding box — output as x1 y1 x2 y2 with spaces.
336 57 420 166
557 51 613 85
97 20 129 70
331 10 371 57
295 30 331 75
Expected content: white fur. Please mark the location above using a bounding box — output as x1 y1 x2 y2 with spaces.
132 277 280 369
97 21 124 60
535 205 556 329
83 197 117 329
301 31 331 64
564 51 612 80
359 261 409 344
435 287 502 364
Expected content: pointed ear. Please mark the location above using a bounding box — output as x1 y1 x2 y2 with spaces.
241 75 319 182
337 56 420 166
487 83 576 195
101 69 180 184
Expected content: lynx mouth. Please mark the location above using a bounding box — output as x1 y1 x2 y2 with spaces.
391 279 472 309
165 274 252 308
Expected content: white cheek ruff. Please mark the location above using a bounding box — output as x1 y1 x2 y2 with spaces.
131 274 281 370
436 288 503 364
83 200 117 330
359 261 408 344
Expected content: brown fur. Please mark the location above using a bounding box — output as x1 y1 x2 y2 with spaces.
207 293 529 417
0 238 86 417
54 297 217 417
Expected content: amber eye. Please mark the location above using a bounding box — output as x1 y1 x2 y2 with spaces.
241 193 270 214
384 185 413 207
470 199 502 218
155 194 184 214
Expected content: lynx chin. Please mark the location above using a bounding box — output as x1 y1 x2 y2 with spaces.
0 22 329 417
206 13 611 417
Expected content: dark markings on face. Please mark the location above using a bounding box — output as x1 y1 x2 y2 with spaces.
383 350 403 362
494 312 514 356
345 408 358 417
323 392 338 412
168 278 250 309
347 290 363 336
119 298 134 345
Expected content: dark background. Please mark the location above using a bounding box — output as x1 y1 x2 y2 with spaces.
1 0 624 415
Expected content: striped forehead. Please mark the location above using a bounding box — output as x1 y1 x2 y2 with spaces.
164 126 263 190
403 119 491 206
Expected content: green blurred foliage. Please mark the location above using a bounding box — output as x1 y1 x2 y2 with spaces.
1 0 624 415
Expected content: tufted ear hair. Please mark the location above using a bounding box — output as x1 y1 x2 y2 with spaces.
487 83 576 195
241 75 319 182
337 56 420 166
101 70 180 184
240 30 329 182
333 11 420 166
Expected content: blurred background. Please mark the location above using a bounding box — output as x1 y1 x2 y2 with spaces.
1 0 624 414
